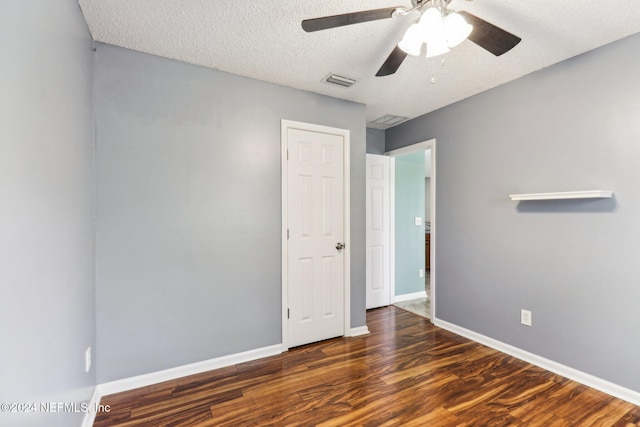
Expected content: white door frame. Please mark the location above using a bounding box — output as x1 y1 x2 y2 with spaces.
281 119 351 350
386 139 436 320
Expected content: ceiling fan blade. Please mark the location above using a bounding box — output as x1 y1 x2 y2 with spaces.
376 46 408 77
457 11 521 56
302 7 400 32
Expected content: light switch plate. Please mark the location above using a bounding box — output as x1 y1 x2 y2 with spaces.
415 217 422 226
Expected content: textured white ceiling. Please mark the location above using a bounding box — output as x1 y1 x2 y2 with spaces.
78 0 640 128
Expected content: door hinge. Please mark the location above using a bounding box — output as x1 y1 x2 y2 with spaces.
287 229 289 239
287 308 290 319
286 150 289 160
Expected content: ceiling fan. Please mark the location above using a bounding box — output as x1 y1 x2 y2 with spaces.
302 0 521 77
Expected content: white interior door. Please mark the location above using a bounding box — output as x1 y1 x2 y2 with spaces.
285 125 346 348
366 154 391 309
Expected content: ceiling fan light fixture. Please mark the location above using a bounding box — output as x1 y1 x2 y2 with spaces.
398 6 472 59
420 6 449 57
398 23 424 56
301 3 522 78
425 38 450 58
420 7 449 58
444 12 473 48
419 6 442 29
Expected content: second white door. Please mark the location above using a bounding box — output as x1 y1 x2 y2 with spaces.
366 154 391 309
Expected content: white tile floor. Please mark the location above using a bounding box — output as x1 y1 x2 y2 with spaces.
394 297 430 319
393 270 431 319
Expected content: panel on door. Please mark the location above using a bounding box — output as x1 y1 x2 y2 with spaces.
287 127 345 348
366 154 391 309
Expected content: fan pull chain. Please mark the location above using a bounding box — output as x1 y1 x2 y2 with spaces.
430 57 445 84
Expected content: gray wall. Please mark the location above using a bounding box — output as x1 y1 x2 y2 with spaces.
394 152 426 296
94 43 366 383
0 1 96 426
366 128 386 154
386 33 640 392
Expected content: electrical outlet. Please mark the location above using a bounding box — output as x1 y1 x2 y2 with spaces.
520 309 532 327
419 269 424 278
85 347 92 373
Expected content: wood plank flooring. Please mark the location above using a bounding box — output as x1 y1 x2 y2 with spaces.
94 306 640 426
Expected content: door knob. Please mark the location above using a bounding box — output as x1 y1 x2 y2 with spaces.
336 242 345 250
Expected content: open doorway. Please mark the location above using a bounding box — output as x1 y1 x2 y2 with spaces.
424 148 432 308
386 140 435 320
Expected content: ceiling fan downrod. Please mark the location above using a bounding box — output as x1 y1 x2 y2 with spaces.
399 0 436 14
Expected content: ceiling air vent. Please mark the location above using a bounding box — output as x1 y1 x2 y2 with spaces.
324 73 356 87
369 114 408 128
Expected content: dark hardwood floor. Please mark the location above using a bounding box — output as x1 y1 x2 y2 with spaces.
94 306 640 426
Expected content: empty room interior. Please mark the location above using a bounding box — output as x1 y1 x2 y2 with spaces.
3 1 640 426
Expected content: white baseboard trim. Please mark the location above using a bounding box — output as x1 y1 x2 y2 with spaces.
349 326 370 337
80 328 376 427
80 386 101 427
434 317 640 406
393 290 427 303
97 344 283 397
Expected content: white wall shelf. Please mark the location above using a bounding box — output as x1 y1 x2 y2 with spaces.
509 190 613 201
